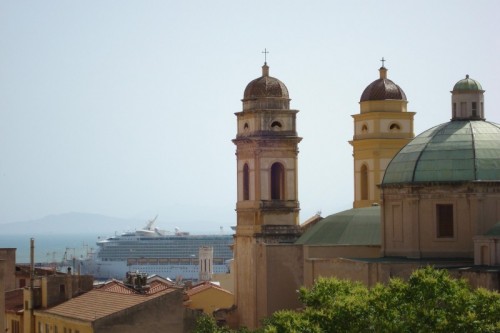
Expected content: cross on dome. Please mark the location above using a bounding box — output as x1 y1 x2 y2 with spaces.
262 48 269 64
380 57 386 68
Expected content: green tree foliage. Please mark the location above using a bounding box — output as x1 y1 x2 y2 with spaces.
195 267 500 333
264 267 500 333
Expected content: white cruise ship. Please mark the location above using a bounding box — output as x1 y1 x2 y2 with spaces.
76 218 233 281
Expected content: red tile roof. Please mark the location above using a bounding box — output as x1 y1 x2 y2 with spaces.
186 281 232 297
5 289 24 313
38 279 179 322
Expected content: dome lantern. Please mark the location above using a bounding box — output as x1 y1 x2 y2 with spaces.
451 74 485 120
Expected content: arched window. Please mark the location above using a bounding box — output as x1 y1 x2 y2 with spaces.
361 124 368 133
361 164 368 200
243 164 250 200
271 162 285 200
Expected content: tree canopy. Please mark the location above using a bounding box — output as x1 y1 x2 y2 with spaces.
195 267 500 333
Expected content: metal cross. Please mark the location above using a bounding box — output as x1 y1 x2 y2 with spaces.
262 48 269 63
380 57 386 67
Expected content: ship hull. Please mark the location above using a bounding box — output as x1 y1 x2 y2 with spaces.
89 260 229 281
79 232 234 281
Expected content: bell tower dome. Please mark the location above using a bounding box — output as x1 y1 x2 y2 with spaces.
233 61 301 329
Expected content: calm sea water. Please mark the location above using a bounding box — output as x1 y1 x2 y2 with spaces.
0 233 101 264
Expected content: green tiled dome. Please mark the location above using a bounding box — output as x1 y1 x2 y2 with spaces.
296 206 380 246
453 75 483 91
382 120 500 184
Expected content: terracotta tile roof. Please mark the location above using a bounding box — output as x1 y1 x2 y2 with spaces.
5 289 24 313
38 279 180 322
96 279 172 295
186 282 232 297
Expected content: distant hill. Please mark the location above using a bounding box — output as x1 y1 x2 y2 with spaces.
0 212 143 235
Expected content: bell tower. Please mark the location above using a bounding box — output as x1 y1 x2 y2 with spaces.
233 61 301 328
350 62 415 208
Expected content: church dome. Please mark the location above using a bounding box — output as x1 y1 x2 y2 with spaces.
295 206 380 246
382 120 500 185
453 75 483 92
360 67 407 102
243 63 289 100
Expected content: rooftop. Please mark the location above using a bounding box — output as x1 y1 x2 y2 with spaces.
38 279 178 322
453 74 483 91
382 120 500 185
295 206 380 246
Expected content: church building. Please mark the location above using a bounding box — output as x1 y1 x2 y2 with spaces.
231 61 500 329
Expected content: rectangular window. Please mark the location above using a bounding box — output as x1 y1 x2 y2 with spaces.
437 204 454 238
472 102 477 117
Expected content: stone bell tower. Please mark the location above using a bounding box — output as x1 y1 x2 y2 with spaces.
232 61 301 328
350 61 415 208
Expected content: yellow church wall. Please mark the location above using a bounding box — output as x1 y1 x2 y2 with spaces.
379 118 412 134
360 100 408 113
187 287 234 315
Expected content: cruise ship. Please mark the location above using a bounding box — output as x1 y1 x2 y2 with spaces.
77 217 234 281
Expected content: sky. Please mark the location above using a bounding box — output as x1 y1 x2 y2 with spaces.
1 0 499 233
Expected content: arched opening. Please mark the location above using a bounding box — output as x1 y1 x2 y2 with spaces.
481 245 490 265
361 124 368 133
271 121 282 130
243 164 250 200
361 164 368 200
271 162 285 200
389 123 401 131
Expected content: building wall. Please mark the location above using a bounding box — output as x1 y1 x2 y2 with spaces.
35 315 91 333
304 245 380 260
41 275 94 308
260 244 303 317
187 287 234 315
0 249 16 291
303 257 497 291
5 312 23 333
93 290 196 333
212 260 234 294
382 182 500 258
34 290 197 333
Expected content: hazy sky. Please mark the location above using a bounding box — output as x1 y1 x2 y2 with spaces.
1 1 499 233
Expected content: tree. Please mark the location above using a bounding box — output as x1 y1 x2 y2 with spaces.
264 267 500 333
195 267 500 333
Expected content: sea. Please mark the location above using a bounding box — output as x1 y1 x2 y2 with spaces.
0 233 102 264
